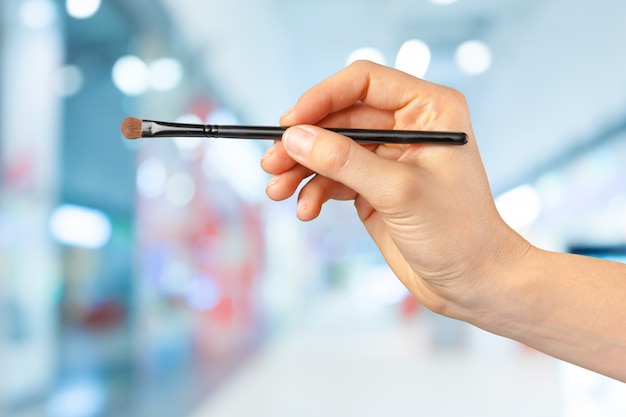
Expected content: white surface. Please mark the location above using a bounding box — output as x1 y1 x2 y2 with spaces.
189 289 563 417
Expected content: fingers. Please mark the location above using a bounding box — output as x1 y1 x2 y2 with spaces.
260 141 298 175
262 140 316 202
262 138 359 219
280 60 436 127
281 125 403 209
296 175 358 221
265 163 313 201
265 60 476 221
315 102 396 131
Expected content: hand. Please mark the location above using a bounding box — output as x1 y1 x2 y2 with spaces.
261 61 626 382
261 61 529 318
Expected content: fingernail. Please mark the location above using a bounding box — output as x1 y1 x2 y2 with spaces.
296 195 308 217
281 106 295 119
261 143 276 160
266 176 279 192
283 126 315 158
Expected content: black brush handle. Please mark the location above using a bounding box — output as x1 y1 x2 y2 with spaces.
142 120 468 145
211 125 468 145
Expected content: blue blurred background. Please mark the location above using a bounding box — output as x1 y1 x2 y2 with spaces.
1 0 626 416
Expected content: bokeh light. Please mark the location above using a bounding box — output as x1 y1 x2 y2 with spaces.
395 39 431 78
137 157 167 199
112 55 149 96
149 57 184 91
165 172 196 207
49 204 112 249
346 47 386 66
455 40 493 75
19 0 57 30
495 184 542 230
66 0 101 19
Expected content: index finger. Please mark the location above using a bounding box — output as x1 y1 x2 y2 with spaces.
280 60 438 126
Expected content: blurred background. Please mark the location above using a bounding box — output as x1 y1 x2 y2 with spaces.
1 0 626 416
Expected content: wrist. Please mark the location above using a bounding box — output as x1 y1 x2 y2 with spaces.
453 227 537 336
460 238 626 382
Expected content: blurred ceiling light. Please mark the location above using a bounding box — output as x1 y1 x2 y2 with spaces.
206 108 238 125
49 204 112 249
173 113 204 152
66 0 100 19
112 55 149 96
136 157 167 199
455 40 492 75
202 140 266 204
20 0 57 30
495 184 542 230
165 172 196 207
47 378 105 417
346 47 386 66
55 64 84 97
202 108 268 203
350 265 409 312
430 0 458 4
149 57 184 91
395 39 431 78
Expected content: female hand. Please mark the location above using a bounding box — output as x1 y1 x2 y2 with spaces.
260 60 529 319
261 60 626 382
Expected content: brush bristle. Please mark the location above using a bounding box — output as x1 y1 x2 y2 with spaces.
121 117 143 139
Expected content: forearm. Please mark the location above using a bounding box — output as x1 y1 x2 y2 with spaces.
469 246 626 381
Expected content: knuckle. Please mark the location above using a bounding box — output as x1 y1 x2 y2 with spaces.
443 86 468 108
349 59 372 69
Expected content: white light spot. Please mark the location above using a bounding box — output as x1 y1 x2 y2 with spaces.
149 57 184 91
455 40 492 75
202 140 266 203
395 39 431 78
66 0 100 19
173 114 204 152
350 265 409 312
495 184 542 230
346 47 386 66
112 55 149 96
47 378 105 417
206 108 239 125
49 204 112 249
20 0 57 30
430 0 458 4
136 157 167 199
202 108 268 203
165 172 196 207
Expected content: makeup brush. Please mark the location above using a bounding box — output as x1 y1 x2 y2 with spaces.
120 117 468 145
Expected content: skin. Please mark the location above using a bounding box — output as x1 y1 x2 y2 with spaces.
260 60 626 382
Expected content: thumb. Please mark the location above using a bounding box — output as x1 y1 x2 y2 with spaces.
282 125 400 206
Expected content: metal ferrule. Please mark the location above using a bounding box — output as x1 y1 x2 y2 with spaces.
141 120 207 137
